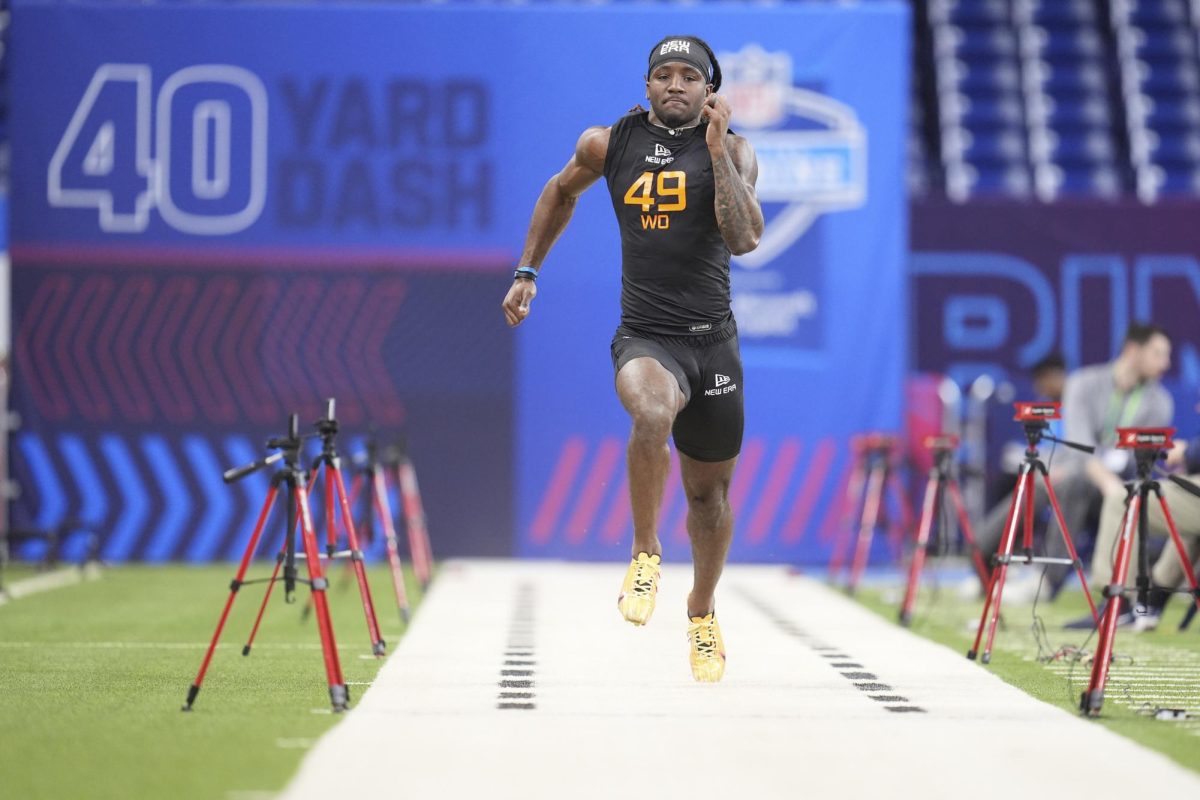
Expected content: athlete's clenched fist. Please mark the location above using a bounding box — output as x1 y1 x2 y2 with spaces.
501 279 537 327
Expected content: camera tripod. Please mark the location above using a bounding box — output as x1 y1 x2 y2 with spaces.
183 413 349 713
252 400 386 657
831 433 913 595
381 441 435 591
1081 429 1200 716
352 438 412 623
899 435 990 626
968 404 1100 663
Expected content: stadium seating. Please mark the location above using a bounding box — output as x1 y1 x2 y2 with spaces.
915 0 1200 201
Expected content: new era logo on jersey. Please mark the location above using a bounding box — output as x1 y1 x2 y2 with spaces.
646 142 675 165
704 373 738 396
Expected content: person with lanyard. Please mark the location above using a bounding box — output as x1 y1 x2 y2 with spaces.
500 35 763 681
975 323 1174 605
1083 390 1200 631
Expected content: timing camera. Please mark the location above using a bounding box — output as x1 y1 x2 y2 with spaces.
1115 427 1176 450
1013 401 1061 422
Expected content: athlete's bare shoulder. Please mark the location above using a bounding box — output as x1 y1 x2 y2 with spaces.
574 125 611 174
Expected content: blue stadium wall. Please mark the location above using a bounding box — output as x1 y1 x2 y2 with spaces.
8 1 910 563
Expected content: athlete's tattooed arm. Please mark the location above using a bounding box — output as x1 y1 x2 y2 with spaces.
703 94 763 256
709 135 763 255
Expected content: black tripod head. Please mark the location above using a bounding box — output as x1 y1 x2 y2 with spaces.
1115 426 1200 499
1012 402 1094 457
922 434 962 479
313 397 340 459
223 413 318 484
1118 427 1173 480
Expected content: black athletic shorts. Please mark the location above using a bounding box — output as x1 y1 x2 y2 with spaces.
609 320 744 463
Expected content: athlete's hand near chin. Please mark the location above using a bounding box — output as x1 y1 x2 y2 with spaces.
502 279 537 327
702 94 732 151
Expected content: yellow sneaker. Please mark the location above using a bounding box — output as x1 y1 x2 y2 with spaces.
687 612 726 682
617 552 661 626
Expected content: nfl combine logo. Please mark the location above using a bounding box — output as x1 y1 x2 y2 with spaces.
720 44 868 269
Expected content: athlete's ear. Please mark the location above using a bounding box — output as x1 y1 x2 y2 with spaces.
705 84 714 96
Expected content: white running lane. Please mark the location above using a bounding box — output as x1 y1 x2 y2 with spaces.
284 561 1200 799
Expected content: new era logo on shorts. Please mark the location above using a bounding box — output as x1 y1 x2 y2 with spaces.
705 373 738 397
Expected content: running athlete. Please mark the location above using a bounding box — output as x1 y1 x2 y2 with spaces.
501 35 763 682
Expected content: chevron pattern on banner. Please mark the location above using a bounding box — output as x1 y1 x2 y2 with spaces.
519 435 866 562
15 271 408 427
10 430 402 564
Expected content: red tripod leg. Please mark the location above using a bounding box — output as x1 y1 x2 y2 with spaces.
374 470 411 623
849 463 885 594
900 470 940 625
397 459 434 589
969 470 1026 662
334 467 386 656
1158 493 1200 615
243 536 288 656
1082 496 1138 715
183 486 279 711
889 466 916 550
1043 474 1100 623
296 482 349 711
829 460 866 578
947 480 989 586
1022 476 1035 556
249 477 317 650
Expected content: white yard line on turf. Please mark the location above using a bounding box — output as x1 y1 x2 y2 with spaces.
283 560 1200 800
0 565 100 606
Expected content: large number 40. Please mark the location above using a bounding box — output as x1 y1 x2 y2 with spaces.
48 63 268 235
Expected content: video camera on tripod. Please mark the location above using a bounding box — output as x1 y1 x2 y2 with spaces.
1082 425 1200 715
968 402 1101 663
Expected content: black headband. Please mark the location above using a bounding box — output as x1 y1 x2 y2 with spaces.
647 37 713 84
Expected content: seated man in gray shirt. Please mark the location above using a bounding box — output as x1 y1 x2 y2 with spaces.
977 323 1174 602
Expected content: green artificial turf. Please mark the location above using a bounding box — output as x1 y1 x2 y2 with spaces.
0 563 423 799
854 577 1200 774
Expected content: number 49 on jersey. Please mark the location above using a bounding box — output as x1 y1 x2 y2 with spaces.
623 170 686 230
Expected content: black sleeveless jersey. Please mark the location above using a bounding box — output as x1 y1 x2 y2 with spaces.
603 111 733 337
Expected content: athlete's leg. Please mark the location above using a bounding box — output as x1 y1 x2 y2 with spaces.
616 357 687 558
678 452 737 618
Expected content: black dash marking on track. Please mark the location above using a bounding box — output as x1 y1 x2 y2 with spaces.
734 586 926 717
855 682 892 692
496 583 538 711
